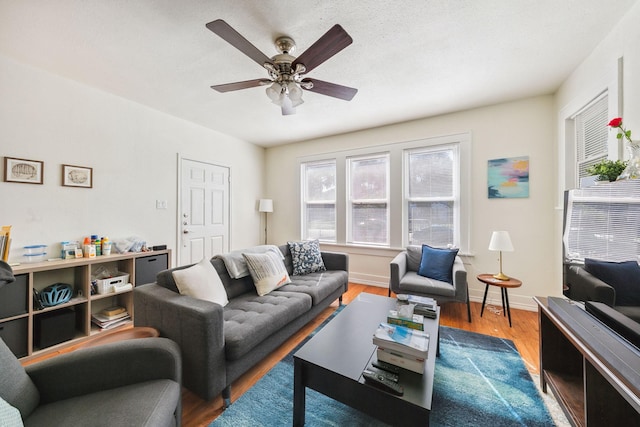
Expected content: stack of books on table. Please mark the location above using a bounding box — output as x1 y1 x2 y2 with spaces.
373 322 429 374
91 306 131 330
400 294 438 319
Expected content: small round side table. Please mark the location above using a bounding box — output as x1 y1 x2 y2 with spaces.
477 274 522 327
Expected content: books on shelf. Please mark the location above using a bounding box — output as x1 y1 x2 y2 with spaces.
376 347 425 374
91 309 131 330
387 310 424 331
373 322 429 359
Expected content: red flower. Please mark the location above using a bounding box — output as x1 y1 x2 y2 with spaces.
609 117 623 127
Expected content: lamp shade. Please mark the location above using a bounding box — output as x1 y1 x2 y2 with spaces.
488 231 514 252
258 199 273 213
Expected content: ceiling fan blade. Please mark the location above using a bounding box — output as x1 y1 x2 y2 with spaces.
211 79 272 93
301 78 358 101
292 24 353 74
206 19 272 68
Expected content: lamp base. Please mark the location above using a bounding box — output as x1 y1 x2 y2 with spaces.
493 272 510 281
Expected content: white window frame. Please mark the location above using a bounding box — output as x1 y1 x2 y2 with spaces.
298 133 471 253
300 160 337 242
346 153 390 246
404 144 460 248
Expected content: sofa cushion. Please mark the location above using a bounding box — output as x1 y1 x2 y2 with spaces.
399 271 455 297
418 245 459 284
584 259 640 306
171 258 228 306
0 338 39 419
280 270 348 305
243 251 291 296
287 240 327 276
406 245 422 272
24 379 180 427
223 291 312 360
214 245 283 279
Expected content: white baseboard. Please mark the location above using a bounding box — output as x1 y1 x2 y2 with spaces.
349 276 538 312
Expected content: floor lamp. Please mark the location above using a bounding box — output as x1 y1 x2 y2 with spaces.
488 230 514 280
259 199 273 245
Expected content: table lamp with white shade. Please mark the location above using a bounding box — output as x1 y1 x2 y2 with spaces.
488 231 514 281
259 199 273 245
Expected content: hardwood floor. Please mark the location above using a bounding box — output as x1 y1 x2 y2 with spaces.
181 283 540 427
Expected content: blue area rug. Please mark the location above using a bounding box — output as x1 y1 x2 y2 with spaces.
211 311 554 426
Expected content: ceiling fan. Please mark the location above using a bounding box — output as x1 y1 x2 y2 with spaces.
206 19 358 115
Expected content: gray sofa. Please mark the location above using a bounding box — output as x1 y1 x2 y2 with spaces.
0 337 182 427
134 244 348 403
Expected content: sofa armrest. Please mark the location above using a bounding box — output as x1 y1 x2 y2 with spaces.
566 265 616 306
134 283 227 400
321 251 349 272
27 337 181 404
452 256 468 301
389 251 408 294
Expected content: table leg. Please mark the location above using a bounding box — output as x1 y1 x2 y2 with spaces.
504 289 512 327
501 288 507 317
293 358 306 427
480 284 489 317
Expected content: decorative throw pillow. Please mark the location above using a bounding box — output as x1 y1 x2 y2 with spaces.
172 258 229 306
417 244 459 284
288 240 327 276
243 251 292 296
0 397 23 427
584 258 640 306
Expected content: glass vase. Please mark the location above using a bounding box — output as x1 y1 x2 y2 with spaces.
617 142 640 180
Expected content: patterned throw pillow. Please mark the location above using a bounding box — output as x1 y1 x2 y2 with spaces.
243 251 291 296
288 240 327 276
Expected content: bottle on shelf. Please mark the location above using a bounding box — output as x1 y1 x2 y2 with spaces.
83 237 96 258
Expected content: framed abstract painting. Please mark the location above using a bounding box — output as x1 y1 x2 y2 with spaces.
488 156 529 199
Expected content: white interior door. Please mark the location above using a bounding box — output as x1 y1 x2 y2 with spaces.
179 158 230 265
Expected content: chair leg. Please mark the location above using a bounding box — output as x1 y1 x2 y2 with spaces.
222 385 232 409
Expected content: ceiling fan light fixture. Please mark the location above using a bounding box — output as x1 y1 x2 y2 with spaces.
266 82 283 103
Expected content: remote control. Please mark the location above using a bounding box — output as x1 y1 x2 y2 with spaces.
372 360 401 374
368 365 399 382
362 370 404 396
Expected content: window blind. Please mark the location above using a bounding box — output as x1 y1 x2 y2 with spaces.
575 94 608 183
563 180 640 262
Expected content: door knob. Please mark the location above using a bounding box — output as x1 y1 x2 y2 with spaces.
183 229 190 234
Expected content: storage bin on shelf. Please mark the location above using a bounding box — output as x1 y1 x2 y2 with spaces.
93 272 130 294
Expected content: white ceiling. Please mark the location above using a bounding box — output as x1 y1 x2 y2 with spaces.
0 1 635 147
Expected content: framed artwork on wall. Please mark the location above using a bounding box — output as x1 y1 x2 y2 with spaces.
62 164 93 188
488 156 529 198
3 156 44 184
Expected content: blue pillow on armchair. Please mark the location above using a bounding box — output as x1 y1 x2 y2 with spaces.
584 258 640 306
417 245 459 284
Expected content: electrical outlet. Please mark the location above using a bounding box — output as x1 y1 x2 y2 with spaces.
156 200 168 209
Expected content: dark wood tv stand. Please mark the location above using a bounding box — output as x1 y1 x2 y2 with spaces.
535 296 640 426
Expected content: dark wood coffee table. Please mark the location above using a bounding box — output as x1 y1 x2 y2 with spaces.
293 293 440 426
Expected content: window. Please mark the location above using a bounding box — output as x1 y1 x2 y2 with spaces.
347 154 389 245
299 133 470 252
405 145 458 247
301 160 336 241
574 93 608 186
563 180 640 262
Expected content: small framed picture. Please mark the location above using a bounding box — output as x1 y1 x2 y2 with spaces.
62 164 93 188
4 157 44 184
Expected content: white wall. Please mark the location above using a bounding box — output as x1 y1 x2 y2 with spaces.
0 55 265 266
265 95 557 311
554 1 640 283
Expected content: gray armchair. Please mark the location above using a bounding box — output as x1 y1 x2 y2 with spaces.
389 245 471 322
0 337 182 427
